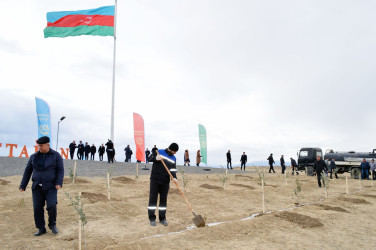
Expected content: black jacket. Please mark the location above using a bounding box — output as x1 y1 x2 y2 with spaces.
280 157 285 166
98 146 105 154
148 149 177 185
19 149 64 190
77 143 84 153
145 150 150 157
291 158 297 167
106 141 114 150
314 159 328 174
267 156 275 165
84 145 91 154
69 143 76 152
240 155 247 162
90 146 96 154
125 147 133 157
227 152 231 161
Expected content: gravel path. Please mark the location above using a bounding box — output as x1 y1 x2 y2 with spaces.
0 156 255 178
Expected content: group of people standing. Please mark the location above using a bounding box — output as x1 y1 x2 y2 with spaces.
183 149 202 166
68 140 115 163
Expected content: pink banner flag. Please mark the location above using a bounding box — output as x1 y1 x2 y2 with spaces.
133 112 145 162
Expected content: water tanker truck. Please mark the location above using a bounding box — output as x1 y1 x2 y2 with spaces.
297 147 375 179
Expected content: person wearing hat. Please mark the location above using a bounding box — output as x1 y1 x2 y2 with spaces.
19 136 64 236
147 143 179 226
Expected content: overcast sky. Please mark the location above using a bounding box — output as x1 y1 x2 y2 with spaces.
0 0 375 165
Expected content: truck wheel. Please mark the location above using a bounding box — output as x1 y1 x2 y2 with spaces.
306 166 314 176
351 168 361 179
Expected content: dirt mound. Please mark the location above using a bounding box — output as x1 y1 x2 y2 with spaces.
359 194 376 199
81 192 108 203
200 184 223 190
339 197 371 204
0 179 10 185
314 204 349 213
275 211 323 228
235 175 253 180
230 183 255 190
113 176 136 183
63 178 91 184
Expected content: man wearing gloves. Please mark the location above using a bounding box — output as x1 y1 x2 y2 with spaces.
19 136 64 236
147 143 179 226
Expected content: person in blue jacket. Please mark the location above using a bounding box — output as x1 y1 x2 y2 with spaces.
147 143 179 226
360 158 370 180
19 136 64 236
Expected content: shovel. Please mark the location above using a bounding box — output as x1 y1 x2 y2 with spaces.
156 150 206 227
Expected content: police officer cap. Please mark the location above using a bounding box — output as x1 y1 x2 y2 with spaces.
168 143 179 152
36 136 50 144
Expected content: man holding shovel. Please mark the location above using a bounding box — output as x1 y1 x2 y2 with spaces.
147 143 179 226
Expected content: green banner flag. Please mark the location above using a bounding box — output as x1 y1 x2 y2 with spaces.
198 124 207 164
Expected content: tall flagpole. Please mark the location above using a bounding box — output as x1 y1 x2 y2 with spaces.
110 0 118 141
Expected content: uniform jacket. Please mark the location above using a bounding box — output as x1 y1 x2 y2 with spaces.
77 143 84 153
145 150 150 157
360 161 370 169
125 147 133 157
240 155 247 163
329 160 337 170
314 159 328 174
291 159 297 167
280 157 285 166
148 149 177 185
98 146 105 154
226 152 232 161
106 141 114 151
69 142 76 152
84 145 91 154
90 146 96 154
267 156 275 165
19 149 64 191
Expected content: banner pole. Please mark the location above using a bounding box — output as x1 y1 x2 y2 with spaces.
110 0 118 141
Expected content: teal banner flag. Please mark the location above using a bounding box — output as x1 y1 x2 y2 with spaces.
198 124 207 164
35 97 51 139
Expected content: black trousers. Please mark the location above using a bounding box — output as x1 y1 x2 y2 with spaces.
241 162 246 171
227 160 232 169
91 153 95 160
85 152 89 160
107 150 114 163
70 150 75 160
373 170 376 180
269 164 275 173
32 186 57 229
77 151 81 160
99 153 104 161
148 180 169 221
281 165 286 174
316 172 325 187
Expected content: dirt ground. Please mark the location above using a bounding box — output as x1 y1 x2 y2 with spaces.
1 168 375 249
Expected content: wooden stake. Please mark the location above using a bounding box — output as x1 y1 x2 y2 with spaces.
284 172 287 186
107 173 111 200
261 178 265 213
359 177 361 190
136 163 139 183
78 192 82 250
73 161 77 184
345 176 349 194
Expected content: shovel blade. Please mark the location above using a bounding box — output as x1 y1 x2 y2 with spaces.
192 214 206 228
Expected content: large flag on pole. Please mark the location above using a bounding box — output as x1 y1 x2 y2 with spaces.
35 97 51 139
133 113 146 162
44 6 115 38
198 124 207 164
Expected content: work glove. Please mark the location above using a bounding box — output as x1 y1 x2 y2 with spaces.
156 155 162 161
173 178 178 184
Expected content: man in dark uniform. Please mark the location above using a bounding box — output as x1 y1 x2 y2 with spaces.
68 140 76 160
77 141 84 160
19 136 64 236
329 158 338 179
145 148 150 163
147 143 179 226
267 153 275 173
124 145 133 162
151 145 158 154
84 142 91 160
90 144 96 160
290 157 298 175
313 155 328 187
240 152 247 171
226 150 232 169
105 139 115 163
280 155 285 174
98 143 105 161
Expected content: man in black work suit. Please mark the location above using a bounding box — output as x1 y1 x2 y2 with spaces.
68 140 76 160
240 152 247 171
227 150 232 169
84 142 91 160
313 155 328 188
280 155 286 174
267 153 275 173
77 141 84 160
19 136 64 236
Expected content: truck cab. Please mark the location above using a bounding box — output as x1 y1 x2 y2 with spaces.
297 147 322 175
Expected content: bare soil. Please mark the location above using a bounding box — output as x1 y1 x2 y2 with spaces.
1 172 375 249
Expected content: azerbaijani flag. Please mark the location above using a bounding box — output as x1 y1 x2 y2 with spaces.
44 6 115 38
